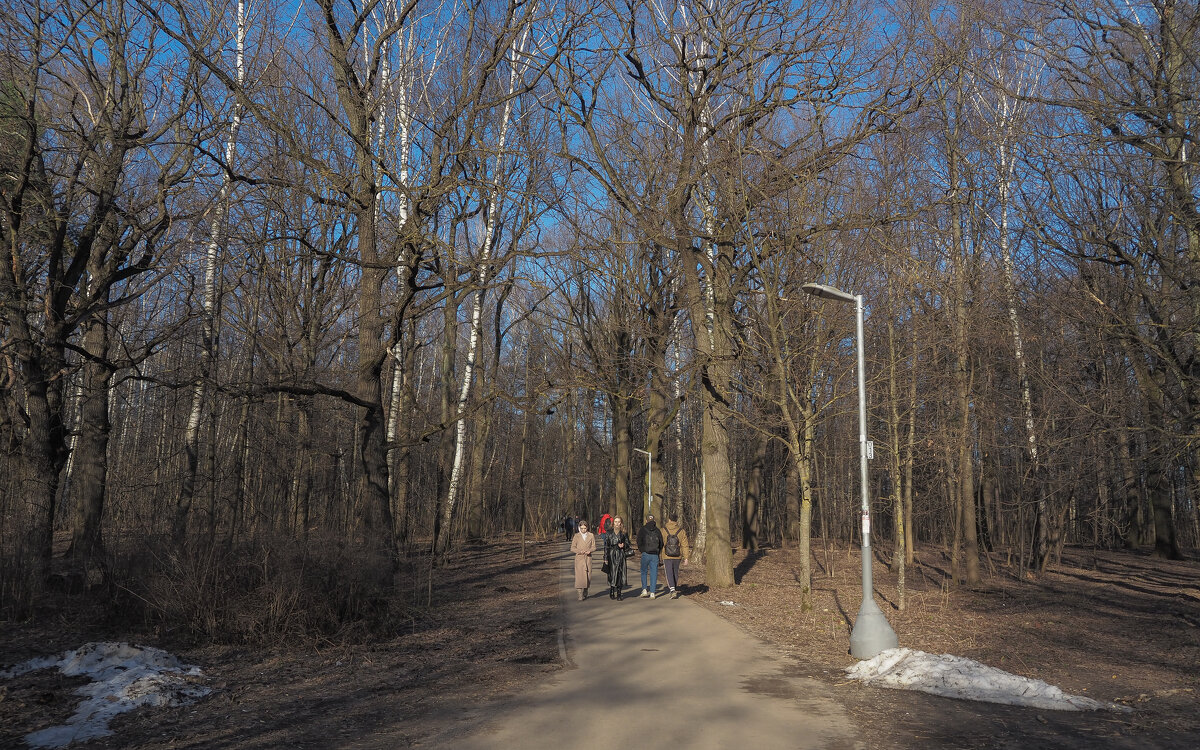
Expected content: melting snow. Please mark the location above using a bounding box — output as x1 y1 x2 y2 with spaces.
1 642 211 748
846 648 1131 712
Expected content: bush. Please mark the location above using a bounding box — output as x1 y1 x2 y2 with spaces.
113 533 405 645
0 549 34 619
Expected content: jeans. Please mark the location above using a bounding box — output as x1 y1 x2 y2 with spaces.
640 553 660 592
663 558 680 590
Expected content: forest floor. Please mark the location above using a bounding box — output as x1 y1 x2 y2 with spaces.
0 538 565 749
1 537 1198 749
677 542 1200 749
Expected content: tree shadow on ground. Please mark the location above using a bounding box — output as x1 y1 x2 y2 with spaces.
829 587 853 637
734 550 767 584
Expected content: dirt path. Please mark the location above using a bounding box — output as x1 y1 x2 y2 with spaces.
443 548 862 750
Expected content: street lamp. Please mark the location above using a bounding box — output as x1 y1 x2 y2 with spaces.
802 282 899 660
633 448 652 520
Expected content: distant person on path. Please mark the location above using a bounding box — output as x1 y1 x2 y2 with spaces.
563 515 574 542
637 515 664 598
604 516 631 600
660 513 691 599
571 520 596 600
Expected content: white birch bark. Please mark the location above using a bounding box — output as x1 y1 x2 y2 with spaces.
178 0 245 535
438 22 533 549
373 0 416 497
383 4 451 502
971 48 1046 561
677 0 716 554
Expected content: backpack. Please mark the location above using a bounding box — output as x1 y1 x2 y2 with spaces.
664 528 681 557
641 526 661 553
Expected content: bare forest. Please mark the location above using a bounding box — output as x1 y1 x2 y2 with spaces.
2 0 1197 650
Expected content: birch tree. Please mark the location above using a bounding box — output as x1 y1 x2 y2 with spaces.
177 0 248 541
434 12 539 555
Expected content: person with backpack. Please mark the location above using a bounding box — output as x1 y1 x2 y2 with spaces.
636 515 665 598
660 513 691 599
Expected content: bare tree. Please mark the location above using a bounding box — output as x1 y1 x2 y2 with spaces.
1 0 204 582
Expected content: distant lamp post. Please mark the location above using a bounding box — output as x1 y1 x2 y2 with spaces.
802 282 899 660
633 448 652 520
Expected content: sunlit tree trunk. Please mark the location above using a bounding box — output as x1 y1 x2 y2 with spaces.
743 430 767 553
886 294 906 610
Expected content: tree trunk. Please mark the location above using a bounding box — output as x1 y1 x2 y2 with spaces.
387 319 418 553
743 430 767 553
178 2 245 542
431 289 460 556
684 244 735 588
885 305 905 610
68 283 113 570
693 463 708 565
466 406 491 540
904 322 917 565
797 412 817 610
948 123 981 585
701 402 734 587
612 395 633 526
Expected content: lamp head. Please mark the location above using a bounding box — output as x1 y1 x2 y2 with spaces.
802 282 856 304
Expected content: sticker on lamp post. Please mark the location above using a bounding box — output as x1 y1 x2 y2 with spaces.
862 509 870 536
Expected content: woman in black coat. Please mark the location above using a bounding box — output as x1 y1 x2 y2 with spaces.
604 516 632 600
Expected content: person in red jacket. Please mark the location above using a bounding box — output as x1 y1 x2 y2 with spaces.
598 512 613 544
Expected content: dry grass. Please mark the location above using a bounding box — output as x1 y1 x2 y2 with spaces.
0 537 563 749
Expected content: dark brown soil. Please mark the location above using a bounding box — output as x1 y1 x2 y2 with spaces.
679 543 1200 749
0 538 563 749
2 539 1197 749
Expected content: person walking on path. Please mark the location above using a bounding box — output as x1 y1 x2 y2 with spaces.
563 515 574 542
603 516 631 600
571 520 596 600
660 513 691 598
597 512 612 546
636 515 664 598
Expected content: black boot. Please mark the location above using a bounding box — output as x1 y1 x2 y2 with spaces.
609 586 616 599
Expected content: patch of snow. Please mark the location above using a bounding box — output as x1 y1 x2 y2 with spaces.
0 656 60 679
846 648 1130 712
2 642 211 748
719 600 737 606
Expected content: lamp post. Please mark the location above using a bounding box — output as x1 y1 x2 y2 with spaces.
633 448 652 520
802 282 899 660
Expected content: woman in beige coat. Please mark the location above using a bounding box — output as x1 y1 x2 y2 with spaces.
570 520 596 600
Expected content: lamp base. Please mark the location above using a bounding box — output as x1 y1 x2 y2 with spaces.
850 597 899 660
